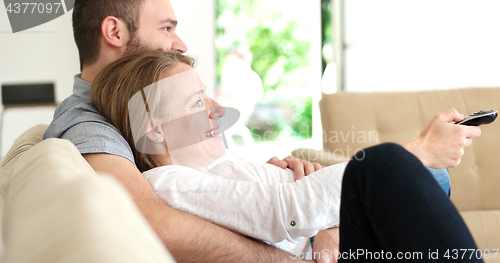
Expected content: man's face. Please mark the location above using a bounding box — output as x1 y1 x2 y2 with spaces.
126 0 187 54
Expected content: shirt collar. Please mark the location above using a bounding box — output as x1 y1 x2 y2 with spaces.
73 74 91 98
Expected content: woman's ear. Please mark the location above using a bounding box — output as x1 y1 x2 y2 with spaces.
101 16 127 48
146 119 165 143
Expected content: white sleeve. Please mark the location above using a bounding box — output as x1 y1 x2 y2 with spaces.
208 160 297 183
144 162 347 243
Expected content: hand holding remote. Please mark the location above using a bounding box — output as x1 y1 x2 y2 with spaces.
454 110 498 126
402 108 482 169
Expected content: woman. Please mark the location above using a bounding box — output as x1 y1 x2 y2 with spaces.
91 50 482 262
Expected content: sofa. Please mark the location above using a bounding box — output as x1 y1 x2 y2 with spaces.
1 88 498 262
293 87 500 262
0 124 176 263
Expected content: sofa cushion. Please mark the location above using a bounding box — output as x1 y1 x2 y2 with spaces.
0 124 47 182
291 148 350 166
319 88 500 212
460 210 500 263
0 126 175 263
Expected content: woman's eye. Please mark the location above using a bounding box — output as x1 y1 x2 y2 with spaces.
194 99 203 107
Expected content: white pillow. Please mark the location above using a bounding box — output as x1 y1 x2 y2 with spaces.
1 134 175 263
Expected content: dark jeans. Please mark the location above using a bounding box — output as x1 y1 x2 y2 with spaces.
339 143 482 262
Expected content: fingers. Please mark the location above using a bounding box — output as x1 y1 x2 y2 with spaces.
284 156 306 179
288 159 306 180
284 156 323 180
286 156 322 174
464 137 472 148
303 162 315 177
451 126 481 148
445 126 477 166
462 125 481 138
268 155 323 180
438 108 465 123
416 109 482 169
312 162 322 171
266 156 288 169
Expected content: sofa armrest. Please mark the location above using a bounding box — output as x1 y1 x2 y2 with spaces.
292 148 350 166
1 134 175 262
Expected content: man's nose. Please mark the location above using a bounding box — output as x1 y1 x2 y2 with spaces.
208 99 226 121
172 33 187 53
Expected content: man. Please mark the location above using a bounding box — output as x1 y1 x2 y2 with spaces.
44 0 327 262
44 0 480 262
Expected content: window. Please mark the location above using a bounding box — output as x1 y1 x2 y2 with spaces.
216 0 323 160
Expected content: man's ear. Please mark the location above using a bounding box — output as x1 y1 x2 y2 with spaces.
145 119 165 143
101 16 128 48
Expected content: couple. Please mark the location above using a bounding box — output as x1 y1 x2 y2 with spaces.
94 49 481 262
44 0 482 261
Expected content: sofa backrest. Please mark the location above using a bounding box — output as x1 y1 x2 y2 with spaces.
319 88 500 212
0 125 176 263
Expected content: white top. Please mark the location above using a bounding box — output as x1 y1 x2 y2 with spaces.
144 160 347 246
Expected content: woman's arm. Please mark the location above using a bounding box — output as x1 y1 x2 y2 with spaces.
145 162 347 243
84 153 315 263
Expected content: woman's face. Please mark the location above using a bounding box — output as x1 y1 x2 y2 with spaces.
156 63 226 168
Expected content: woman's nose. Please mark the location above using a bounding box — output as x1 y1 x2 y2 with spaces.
208 99 226 120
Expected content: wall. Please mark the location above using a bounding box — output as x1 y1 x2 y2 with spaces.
0 0 215 100
0 0 215 156
0 5 78 102
171 0 216 97
344 0 500 92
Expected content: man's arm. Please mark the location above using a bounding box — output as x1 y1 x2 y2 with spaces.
83 153 314 263
401 108 482 169
312 228 339 263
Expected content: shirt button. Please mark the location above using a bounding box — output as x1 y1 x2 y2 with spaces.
290 221 296 226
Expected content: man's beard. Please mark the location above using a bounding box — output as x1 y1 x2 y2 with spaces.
124 33 149 56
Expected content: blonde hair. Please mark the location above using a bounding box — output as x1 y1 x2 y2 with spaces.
91 50 195 172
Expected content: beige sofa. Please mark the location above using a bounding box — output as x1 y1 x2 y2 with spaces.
0 125 176 263
1 88 498 261
294 87 500 262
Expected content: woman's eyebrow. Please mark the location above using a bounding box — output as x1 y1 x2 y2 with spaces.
184 89 205 106
188 86 207 98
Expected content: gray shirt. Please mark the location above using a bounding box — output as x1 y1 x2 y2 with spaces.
43 75 135 165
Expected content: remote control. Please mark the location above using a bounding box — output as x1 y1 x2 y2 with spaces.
455 110 498 126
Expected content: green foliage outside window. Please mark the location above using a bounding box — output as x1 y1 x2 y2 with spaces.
216 0 313 141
